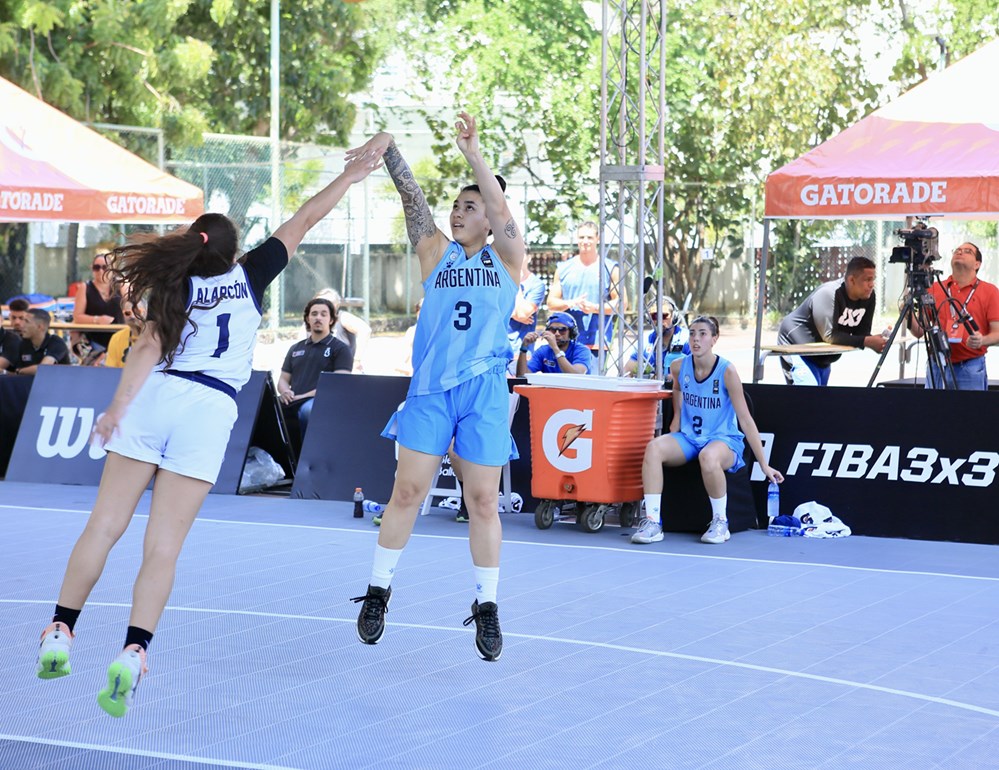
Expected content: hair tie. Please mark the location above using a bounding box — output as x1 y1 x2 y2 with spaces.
200 231 209 244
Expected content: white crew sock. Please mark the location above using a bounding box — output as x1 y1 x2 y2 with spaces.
710 495 728 523
643 493 662 523
474 565 500 605
370 544 403 589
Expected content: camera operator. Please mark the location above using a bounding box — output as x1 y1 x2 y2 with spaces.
908 242 999 390
777 256 887 386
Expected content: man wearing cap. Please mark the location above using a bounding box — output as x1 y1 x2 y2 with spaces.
624 297 689 381
909 241 999 390
515 311 593 376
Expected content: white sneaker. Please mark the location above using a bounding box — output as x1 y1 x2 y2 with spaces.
97 644 148 718
701 517 730 544
36 622 74 679
631 518 664 544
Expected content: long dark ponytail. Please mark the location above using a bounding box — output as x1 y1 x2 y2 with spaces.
108 213 239 367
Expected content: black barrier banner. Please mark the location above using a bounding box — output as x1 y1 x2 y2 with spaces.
0 374 34 476
292 373 536 508
745 384 999 544
7 367 120 484
7 367 276 494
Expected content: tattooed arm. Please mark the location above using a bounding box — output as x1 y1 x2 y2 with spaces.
454 113 525 282
346 133 448 279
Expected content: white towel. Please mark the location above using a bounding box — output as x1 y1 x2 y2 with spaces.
793 501 852 538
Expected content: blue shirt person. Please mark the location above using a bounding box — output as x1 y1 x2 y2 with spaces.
507 262 546 346
546 222 625 351
515 311 593 375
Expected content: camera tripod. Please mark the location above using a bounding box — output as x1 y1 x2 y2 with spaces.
868 269 957 389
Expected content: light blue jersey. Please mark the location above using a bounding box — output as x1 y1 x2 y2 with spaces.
677 354 743 454
409 241 518 396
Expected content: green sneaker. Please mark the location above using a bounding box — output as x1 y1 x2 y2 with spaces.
36 622 74 680
97 645 147 718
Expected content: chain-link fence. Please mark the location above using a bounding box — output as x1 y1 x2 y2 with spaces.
9 122 999 342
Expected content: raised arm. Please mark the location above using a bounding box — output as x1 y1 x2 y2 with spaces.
347 132 449 279
272 151 384 257
454 112 525 282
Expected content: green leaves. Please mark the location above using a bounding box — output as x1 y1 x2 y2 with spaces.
19 1 64 36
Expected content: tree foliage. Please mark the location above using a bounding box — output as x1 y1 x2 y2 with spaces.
362 0 602 242
0 0 382 270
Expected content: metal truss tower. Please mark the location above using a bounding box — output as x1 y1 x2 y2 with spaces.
599 0 667 379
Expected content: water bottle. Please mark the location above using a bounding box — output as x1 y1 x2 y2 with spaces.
767 522 804 537
353 487 364 518
767 481 780 522
363 500 385 514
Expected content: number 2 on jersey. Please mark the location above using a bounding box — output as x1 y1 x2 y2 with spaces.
691 415 702 435
453 301 472 331
212 313 231 358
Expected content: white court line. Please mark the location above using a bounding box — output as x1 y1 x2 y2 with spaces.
6 598 999 720
5 502 999 584
0 734 300 770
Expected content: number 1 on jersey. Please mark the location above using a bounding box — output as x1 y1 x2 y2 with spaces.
212 313 231 358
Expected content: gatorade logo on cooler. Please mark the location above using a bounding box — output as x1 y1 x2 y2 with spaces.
541 409 593 473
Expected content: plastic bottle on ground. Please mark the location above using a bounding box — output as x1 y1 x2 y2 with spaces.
353 488 364 518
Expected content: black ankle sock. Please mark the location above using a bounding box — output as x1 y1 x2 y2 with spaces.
124 626 154 651
52 605 82 633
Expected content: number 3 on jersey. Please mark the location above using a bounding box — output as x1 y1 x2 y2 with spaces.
453 301 472 331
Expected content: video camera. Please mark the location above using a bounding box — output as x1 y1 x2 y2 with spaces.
889 221 939 268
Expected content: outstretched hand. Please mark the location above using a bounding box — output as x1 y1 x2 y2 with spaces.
341 147 385 183
345 132 393 164
455 112 479 157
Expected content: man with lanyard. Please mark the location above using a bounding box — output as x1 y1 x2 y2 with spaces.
910 242 999 390
278 297 353 449
516 311 592 375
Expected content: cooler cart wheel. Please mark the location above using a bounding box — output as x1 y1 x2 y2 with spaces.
534 499 556 530
618 500 640 529
578 503 605 533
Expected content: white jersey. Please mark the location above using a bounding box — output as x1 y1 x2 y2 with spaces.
153 237 287 394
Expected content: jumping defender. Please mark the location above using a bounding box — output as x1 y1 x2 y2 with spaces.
34 151 383 716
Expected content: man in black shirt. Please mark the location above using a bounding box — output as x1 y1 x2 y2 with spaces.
15 308 70 375
279 298 353 449
777 256 887 385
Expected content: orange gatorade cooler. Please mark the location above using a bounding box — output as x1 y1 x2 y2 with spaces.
514 374 668 533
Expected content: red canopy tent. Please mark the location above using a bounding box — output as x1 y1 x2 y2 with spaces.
753 39 999 378
765 38 999 220
0 77 203 223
